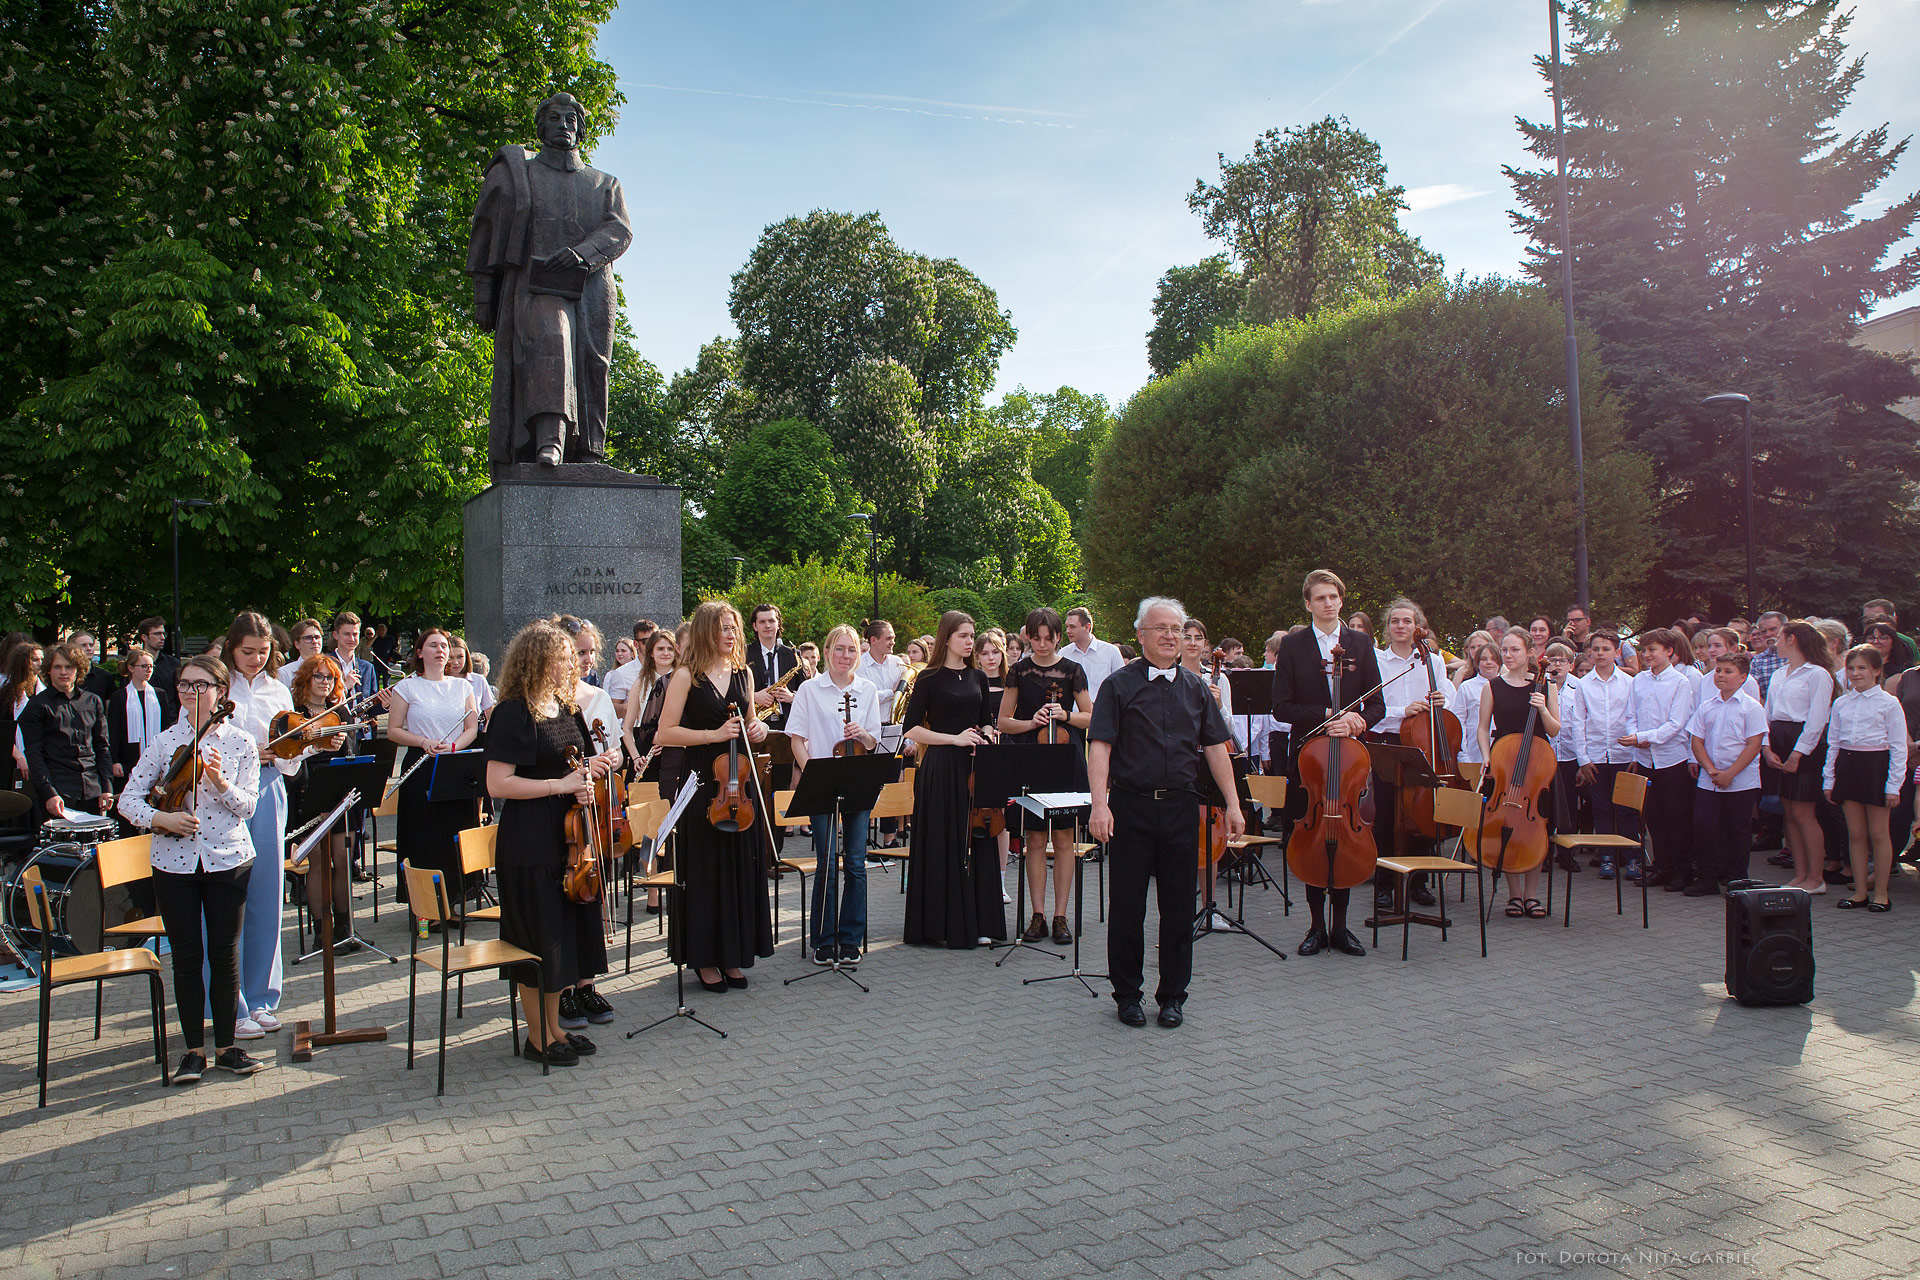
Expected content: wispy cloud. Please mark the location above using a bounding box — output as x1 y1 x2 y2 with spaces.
1405 183 1491 213
1291 0 1453 119
825 89 1082 119
618 80 1078 130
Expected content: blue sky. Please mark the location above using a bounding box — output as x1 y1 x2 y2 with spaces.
590 0 1920 408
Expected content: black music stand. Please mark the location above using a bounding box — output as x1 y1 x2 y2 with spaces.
291 788 391 1062
628 776 727 1042
1359 743 1448 931
1194 756 1288 960
783 754 897 992
1015 786 1104 995
423 749 489 804
981 743 1076 967
293 757 395 965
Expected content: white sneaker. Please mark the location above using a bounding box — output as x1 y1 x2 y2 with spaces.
232 1015 265 1040
1002 890 1012 904
251 1008 281 1033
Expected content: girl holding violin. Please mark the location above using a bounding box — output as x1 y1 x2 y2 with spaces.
1477 629 1561 919
483 620 621 1066
975 627 1015 905
387 628 481 909
118 654 268 1080
555 615 624 1030
223 611 301 1036
652 601 774 992
285 655 358 947
902 611 1004 949
999 606 1093 946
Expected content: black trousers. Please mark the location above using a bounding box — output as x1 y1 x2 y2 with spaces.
152 863 252 1052
1584 763 1642 844
1692 789 1756 885
1641 762 1694 875
1107 792 1198 1008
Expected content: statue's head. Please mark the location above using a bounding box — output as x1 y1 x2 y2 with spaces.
535 92 588 152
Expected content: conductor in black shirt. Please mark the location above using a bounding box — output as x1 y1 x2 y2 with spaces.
1089 596 1242 1029
1270 569 1385 957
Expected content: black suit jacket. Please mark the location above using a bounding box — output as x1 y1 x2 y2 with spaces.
106 684 179 776
746 640 798 729
1269 626 1385 770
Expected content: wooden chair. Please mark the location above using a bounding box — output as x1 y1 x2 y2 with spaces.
769 789 819 956
95 834 168 1031
1230 775 1289 915
865 779 916 892
1371 787 1488 960
369 784 400 920
1545 770 1651 928
20 868 169 1107
622 799 672 970
402 861 545 1095
450 824 505 1016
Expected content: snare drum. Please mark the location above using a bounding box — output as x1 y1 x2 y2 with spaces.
40 813 117 850
1 844 104 968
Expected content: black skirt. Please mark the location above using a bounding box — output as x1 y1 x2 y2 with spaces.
669 794 775 971
1769 721 1827 803
394 747 481 904
497 863 608 991
1831 748 1891 807
902 744 1006 947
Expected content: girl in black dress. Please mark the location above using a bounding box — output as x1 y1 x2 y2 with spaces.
484 620 621 1067
998 606 1092 945
1476 630 1561 919
285 655 357 947
902 610 1004 948
652 601 774 992
976 627 1014 907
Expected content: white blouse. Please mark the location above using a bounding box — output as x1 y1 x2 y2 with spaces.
229 669 300 778
393 675 476 748
1823 687 1909 793
1763 663 1835 757
1455 676 1489 764
1687 691 1768 794
117 720 260 873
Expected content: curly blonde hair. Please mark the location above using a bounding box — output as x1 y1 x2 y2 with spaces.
497 620 580 718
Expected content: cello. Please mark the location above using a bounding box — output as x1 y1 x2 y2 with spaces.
1285 645 1379 890
1396 635 1464 838
1471 669 1556 877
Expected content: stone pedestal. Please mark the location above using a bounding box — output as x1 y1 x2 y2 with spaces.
463 463 681 667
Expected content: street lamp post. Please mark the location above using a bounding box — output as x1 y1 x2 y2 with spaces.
1702 393 1758 618
848 513 877 622
170 498 212 657
1550 0 1590 615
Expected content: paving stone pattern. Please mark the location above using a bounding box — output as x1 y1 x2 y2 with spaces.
3 838 1918 1280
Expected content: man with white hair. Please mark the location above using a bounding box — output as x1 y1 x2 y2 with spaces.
1088 596 1243 1029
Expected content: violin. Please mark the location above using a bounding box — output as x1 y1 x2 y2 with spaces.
969 697 1004 838
147 699 238 814
1471 669 1556 875
561 744 604 905
266 689 384 761
1285 644 1378 889
1397 634 1464 838
833 690 867 758
706 698 757 833
1042 678 1064 745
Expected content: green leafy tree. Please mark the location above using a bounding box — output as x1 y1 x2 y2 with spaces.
1 0 620 634
986 385 1114 539
1084 279 1654 641
920 422 1078 600
1508 1 1920 619
1189 116 1442 326
925 587 994 628
1146 255 1246 377
680 511 743 617
710 418 860 568
603 313 673 485
722 558 937 650
984 582 1046 635
655 337 762 509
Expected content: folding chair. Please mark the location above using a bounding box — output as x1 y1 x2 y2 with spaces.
1371 787 1488 960
1546 771 1651 928
402 861 545 1095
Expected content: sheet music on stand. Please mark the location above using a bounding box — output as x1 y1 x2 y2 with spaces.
654 773 702 846
292 792 357 865
1014 791 1093 820
878 724 905 754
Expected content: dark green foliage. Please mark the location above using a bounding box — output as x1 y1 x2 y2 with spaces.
721 559 937 650
1084 279 1654 641
925 588 994 629
710 419 860 568
1508 1 1920 619
984 582 1046 636
1146 256 1246 378
680 511 743 617
1189 117 1442 326
986 386 1114 540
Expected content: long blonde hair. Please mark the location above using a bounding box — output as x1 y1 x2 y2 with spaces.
497 620 579 718
684 600 746 677
976 627 1008 679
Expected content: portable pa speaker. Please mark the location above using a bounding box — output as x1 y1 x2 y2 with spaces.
1725 881 1814 1006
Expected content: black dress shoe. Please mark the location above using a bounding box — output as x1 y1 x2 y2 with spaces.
1297 927 1328 956
1373 889 1396 910
725 973 748 989
1681 880 1719 897
1328 927 1368 956
1116 1000 1147 1027
1411 883 1437 907
564 1032 597 1055
1156 1003 1184 1028
698 976 730 993
1644 866 1676 888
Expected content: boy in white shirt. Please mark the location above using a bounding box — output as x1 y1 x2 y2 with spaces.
1686 651 1768 895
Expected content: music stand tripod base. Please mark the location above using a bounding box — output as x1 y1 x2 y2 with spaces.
988 765 1084 967
288 787 392 1061
628 831 728 1042
781 753 896 993
1193 773 1288 961
1023 843 1106 996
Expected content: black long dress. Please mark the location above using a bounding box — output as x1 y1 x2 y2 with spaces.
487 698 608 991
902 665 1006 947
671 670 775 971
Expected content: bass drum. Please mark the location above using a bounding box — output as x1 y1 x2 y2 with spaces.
2 844 105 967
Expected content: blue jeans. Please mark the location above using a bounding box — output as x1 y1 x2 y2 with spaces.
810 810 868 951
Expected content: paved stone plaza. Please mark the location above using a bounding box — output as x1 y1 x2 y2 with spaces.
3 840 1917 1280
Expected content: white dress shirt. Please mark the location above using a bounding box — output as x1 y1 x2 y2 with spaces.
229 669 300 778
1375 645 1451 735
1626 665 1696 769
1763 663 1835 757
1823 686 1908 794
786 672 883 763
857 652 909 698
1687 690 1768 794
117 720 260 872
576 682 622 763
1551 676 1583 763
467 671 495 717
1574 666 1635 766
1061 636 1126 703
1455 676 1490 764
603 658 642 708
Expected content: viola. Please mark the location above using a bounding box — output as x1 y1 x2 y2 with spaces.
706 699 757 833
148 699 239 814
1471 670 1556 875
1397 635 1464 838
561 744 604 905
1285 645 1378 889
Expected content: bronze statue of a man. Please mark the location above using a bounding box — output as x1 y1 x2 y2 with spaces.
467 92 632 469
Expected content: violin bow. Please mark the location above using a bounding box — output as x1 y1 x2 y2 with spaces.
1297 661 1422 744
